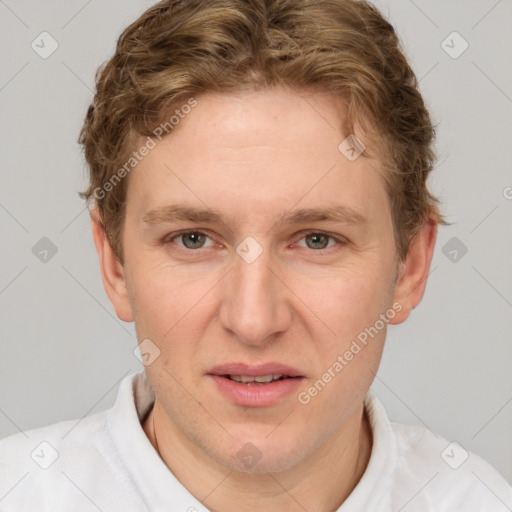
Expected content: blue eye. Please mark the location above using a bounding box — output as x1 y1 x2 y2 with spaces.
297 232 340 250
171 231 214 249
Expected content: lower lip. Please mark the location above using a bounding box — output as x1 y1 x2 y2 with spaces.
209 375 304 407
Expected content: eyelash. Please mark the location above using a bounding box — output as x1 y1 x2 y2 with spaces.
163 230 347 254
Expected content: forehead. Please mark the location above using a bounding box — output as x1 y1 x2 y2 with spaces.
164 87 351 159
126 87 389 227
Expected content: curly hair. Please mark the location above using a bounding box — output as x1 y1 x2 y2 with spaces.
79 0 446 265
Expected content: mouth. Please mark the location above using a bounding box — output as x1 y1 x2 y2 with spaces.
207 363 305 407
224 374 293 385
208 362 304 381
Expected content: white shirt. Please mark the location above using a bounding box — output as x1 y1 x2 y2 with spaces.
1 371 511 511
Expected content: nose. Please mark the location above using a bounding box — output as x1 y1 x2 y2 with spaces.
219 246 292 347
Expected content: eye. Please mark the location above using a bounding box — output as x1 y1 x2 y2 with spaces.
167 231 215 250
296 231 343 250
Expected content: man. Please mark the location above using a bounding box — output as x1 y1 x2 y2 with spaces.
1 0 511 510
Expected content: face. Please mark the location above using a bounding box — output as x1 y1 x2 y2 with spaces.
97 87 431 474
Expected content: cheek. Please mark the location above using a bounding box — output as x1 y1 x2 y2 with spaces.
127 251 213 333
129 274 175 337
127 261 223 380
290 258 395 344
296 259 394 410
298 275 389 418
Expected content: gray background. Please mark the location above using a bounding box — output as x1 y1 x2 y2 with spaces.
1 0 511 484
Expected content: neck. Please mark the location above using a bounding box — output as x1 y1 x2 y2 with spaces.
143 403 372 512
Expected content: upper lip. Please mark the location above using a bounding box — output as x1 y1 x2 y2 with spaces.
208 362 304 378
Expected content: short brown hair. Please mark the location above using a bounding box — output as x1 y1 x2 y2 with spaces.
79 0 446 265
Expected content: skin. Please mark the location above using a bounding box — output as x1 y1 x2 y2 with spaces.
91 87 437 511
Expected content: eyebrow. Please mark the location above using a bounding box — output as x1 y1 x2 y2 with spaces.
276 205 367 227
142 204 367 228
142 205 228 226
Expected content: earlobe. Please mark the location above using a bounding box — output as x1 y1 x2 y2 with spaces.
389 218 438 325
90 208 134 323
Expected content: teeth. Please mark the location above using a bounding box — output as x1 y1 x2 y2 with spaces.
229 374 283 384
255 374 282 383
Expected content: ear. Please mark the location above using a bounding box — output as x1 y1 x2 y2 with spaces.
389 217 438 325
90 208 134 322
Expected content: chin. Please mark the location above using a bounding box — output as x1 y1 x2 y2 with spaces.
209 427 314 474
